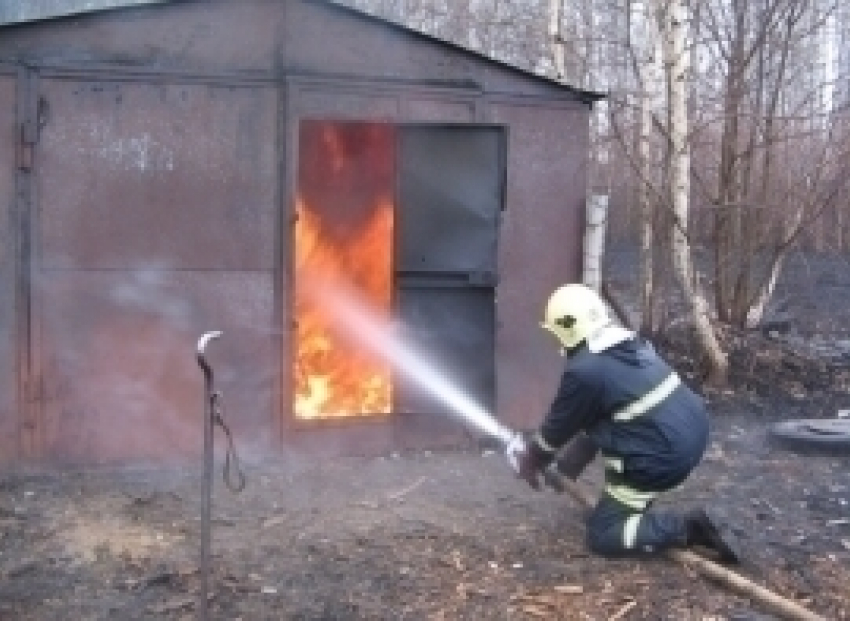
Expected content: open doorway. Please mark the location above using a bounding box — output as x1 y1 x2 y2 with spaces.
294 121 396 420
292 120 505 424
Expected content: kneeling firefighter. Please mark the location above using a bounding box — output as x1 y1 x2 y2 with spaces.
508 283 740 563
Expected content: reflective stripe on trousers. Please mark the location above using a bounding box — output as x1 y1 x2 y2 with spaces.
623 514 642 549
587 494 687 557
604 456 624 473
604 483 657 512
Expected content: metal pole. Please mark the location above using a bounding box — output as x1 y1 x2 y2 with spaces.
196 331 222 621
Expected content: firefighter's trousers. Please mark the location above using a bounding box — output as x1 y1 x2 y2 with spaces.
584 463 693 557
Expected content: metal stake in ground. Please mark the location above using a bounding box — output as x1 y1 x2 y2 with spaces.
197 331 221 621
195 332 248 620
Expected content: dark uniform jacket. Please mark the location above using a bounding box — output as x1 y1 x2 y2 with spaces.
538 337 709 492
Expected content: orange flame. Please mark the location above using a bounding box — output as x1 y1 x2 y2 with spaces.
293 122 395 419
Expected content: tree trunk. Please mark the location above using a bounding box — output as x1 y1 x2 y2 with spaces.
638 95 655 334
745 252 785 329
548 0 566 81
658 0 728 385
584 194 608 292
746 206 803 328
636 0 663 335
714 1 747 324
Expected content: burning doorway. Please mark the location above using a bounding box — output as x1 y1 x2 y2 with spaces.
294 121 396 419
293 120 505 425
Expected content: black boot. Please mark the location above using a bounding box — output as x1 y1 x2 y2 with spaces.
684 508 741 564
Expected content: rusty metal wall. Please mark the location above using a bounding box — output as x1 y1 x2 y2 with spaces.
0 0 592 464
32 78 279 463
489 98 589 431
0 72 17 465
0 2 283 74
38 80 276 270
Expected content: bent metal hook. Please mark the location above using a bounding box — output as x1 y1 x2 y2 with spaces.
196 331 246 619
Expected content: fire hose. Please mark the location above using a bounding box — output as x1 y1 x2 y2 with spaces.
196 331 246 621
499 431 824 621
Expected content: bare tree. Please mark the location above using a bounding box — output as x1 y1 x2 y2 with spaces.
606 0 850 373
685 0 850 330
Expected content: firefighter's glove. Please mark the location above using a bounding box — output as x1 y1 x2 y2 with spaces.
506 432 550 491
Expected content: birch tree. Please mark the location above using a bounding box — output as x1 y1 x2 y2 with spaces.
627 0 666 334
549 0 567 80
655 0 729 384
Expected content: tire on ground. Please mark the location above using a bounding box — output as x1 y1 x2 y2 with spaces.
769 419 850 455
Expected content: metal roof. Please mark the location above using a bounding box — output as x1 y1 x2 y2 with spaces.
0 0 604 102
309 0 604 102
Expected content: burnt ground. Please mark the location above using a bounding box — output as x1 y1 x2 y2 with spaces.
2 250 850 621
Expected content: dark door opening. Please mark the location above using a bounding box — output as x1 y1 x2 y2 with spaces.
292 120 505 423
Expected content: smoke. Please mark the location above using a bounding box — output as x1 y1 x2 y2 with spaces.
110 265 192 328
34 264 277 467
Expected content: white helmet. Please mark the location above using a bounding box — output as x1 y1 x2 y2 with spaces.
541 283 611 351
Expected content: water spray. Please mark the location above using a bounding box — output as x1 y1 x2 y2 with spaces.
311 281 514 441
307 280 570 490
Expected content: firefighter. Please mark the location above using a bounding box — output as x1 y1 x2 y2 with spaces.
507 283 740 563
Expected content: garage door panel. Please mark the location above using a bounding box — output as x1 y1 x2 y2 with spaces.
32 77 279 463
37 80 277 270
39 270 274 464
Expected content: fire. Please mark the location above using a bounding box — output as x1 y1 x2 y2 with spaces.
293 122 395 419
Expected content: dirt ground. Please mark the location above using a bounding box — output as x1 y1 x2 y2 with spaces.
2 250 850 620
